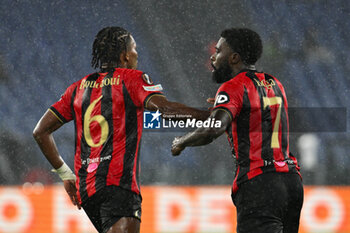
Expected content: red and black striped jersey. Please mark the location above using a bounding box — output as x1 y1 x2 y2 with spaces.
50 68 164 204
212 70 300 194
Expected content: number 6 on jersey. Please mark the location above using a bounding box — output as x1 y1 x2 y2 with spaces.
83 95 109 147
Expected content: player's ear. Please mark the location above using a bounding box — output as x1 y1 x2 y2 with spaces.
119 51 128 66
230 52 241 65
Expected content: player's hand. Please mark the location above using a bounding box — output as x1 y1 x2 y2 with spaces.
63 179 81 210
172 136 185 156
207 97 215 111
207 97 215 105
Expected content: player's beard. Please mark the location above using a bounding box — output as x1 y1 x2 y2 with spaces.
211 60 233 83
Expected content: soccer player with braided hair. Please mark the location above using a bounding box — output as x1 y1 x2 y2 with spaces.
33 26 209 233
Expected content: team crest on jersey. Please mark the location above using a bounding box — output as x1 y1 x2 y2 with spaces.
142 73 153 85
214 91 230 106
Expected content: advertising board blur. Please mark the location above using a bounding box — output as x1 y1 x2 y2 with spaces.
0 185 349 233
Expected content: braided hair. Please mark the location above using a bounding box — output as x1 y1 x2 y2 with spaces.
91 26 131 69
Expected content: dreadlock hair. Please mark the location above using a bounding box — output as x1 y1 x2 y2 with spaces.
91 26 131 69
221 28 263 65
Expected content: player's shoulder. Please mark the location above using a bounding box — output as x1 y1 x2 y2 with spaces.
118 68 142 74
116 68 143 78
229 71 253 84
72 72 98 89
263 72 279 81
68 76 87 90
219 72 246 90
263 72 285 88
116 68 155 85
240 71 283 86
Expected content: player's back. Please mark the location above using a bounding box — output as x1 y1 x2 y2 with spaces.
71 68 145 201
215 71 300 192
236 71 289 164
72 68 144 157
51 67 163 203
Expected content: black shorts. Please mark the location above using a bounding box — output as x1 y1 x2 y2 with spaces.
82 186 142 233
232 172 303 233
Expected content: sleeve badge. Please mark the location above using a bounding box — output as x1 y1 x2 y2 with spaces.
214 91 230 106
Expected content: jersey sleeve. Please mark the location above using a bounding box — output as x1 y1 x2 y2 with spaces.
49 83 77 123
127 71 165 108
212 81 244 121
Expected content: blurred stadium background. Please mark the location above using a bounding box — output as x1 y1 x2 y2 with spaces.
0 0 349 232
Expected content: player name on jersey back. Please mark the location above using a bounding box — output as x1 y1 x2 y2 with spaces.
79 76 120 89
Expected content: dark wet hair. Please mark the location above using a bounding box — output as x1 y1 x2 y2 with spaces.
91 26 131 69
221 28 263 65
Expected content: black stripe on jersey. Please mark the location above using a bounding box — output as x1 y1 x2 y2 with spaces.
49 106 68 123
236 87 250 168
226 124 236 159
78 73 99 202
120 81 138 190
265 74 288 159
235 87 250 187
95 71 114 190
246 72 274 162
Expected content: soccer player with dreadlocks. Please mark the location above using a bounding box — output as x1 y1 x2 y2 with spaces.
33 26 209 233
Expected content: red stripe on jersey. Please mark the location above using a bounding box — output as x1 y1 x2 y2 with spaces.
232 166 240 194
106 80 126 187
247 167 263 180
249 160 265 170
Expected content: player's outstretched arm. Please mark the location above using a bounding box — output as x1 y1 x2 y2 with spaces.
171 109 231 155
146 95 210 121
33 110 81 209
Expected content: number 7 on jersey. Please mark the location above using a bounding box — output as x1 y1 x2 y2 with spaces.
263 96 282 149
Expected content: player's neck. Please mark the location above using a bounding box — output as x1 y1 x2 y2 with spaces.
100 62 127 72
232 64 256 76
101 62 125 69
